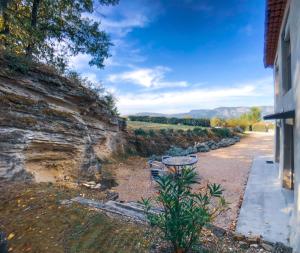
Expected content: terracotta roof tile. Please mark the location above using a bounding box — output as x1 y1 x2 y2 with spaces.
264 0 288 67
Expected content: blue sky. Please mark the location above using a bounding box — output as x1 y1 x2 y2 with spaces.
70 0 273 115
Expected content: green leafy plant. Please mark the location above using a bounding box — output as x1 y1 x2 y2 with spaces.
140 168 227 253
148 129 156 137
1 51 32 73
192 127 208 137
159 128 168 136
210 128 232 138
176 129 185 134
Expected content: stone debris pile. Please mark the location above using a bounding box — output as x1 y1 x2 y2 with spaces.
194 136 240 153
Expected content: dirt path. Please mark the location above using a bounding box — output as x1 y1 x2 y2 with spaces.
112 132 274 230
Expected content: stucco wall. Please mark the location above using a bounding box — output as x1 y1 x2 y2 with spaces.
290 0 300 250
273 0 300 251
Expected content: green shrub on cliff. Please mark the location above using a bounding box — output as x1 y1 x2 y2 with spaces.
148 129 156 137
134 128 147 136
192 127 208 137
66 71 119 116
211 128 232 138
1 51 32 74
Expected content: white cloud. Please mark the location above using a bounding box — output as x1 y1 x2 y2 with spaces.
89 1 153 38
82 73 98 83
107 66 188 89
116 77 274 115
101 14 149 37
69 54 92 70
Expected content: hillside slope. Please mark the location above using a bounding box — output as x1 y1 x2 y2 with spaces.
0 56 126 182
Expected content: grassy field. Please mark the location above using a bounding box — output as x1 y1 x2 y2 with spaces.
127 120 199 131
127 120 274 133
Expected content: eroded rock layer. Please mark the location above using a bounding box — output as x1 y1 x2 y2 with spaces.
0 57 125 182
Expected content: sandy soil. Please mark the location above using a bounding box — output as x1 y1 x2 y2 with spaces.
111 132 274 230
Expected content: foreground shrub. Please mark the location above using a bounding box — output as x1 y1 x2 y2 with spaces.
140 168 227 253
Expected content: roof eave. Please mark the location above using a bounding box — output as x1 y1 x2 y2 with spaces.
264 0 288 68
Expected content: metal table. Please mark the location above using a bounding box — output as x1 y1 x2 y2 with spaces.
162 155 198 174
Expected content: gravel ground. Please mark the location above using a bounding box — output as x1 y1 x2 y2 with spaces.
111 132 274 230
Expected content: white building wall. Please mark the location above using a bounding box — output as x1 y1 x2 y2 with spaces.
289 0 300 250
274 0 300 251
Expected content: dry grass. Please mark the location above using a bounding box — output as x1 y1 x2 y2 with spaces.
0 181 151 253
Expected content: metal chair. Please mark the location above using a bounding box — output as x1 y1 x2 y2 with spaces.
148 160 166 181
150 168 163 181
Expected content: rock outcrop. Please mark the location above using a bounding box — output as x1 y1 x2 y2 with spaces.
0 56 126 182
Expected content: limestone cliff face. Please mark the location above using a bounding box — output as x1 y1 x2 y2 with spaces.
0 57 126 182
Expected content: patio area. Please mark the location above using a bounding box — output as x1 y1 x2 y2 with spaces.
109 132 274 230
236 156 294 245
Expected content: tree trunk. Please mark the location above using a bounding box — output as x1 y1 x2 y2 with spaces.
26 0 41 57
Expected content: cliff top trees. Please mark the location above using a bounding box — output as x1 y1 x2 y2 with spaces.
0 0 118 71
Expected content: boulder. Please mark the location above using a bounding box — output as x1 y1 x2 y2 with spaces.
195 143 210 152
205 140 217 148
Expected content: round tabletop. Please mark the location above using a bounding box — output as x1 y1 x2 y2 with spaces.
162 156 198 167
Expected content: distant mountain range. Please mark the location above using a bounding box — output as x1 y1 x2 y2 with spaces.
134 106 274 119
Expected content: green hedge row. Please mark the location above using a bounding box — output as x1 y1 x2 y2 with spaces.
128 115 210 127
133 127 232 138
